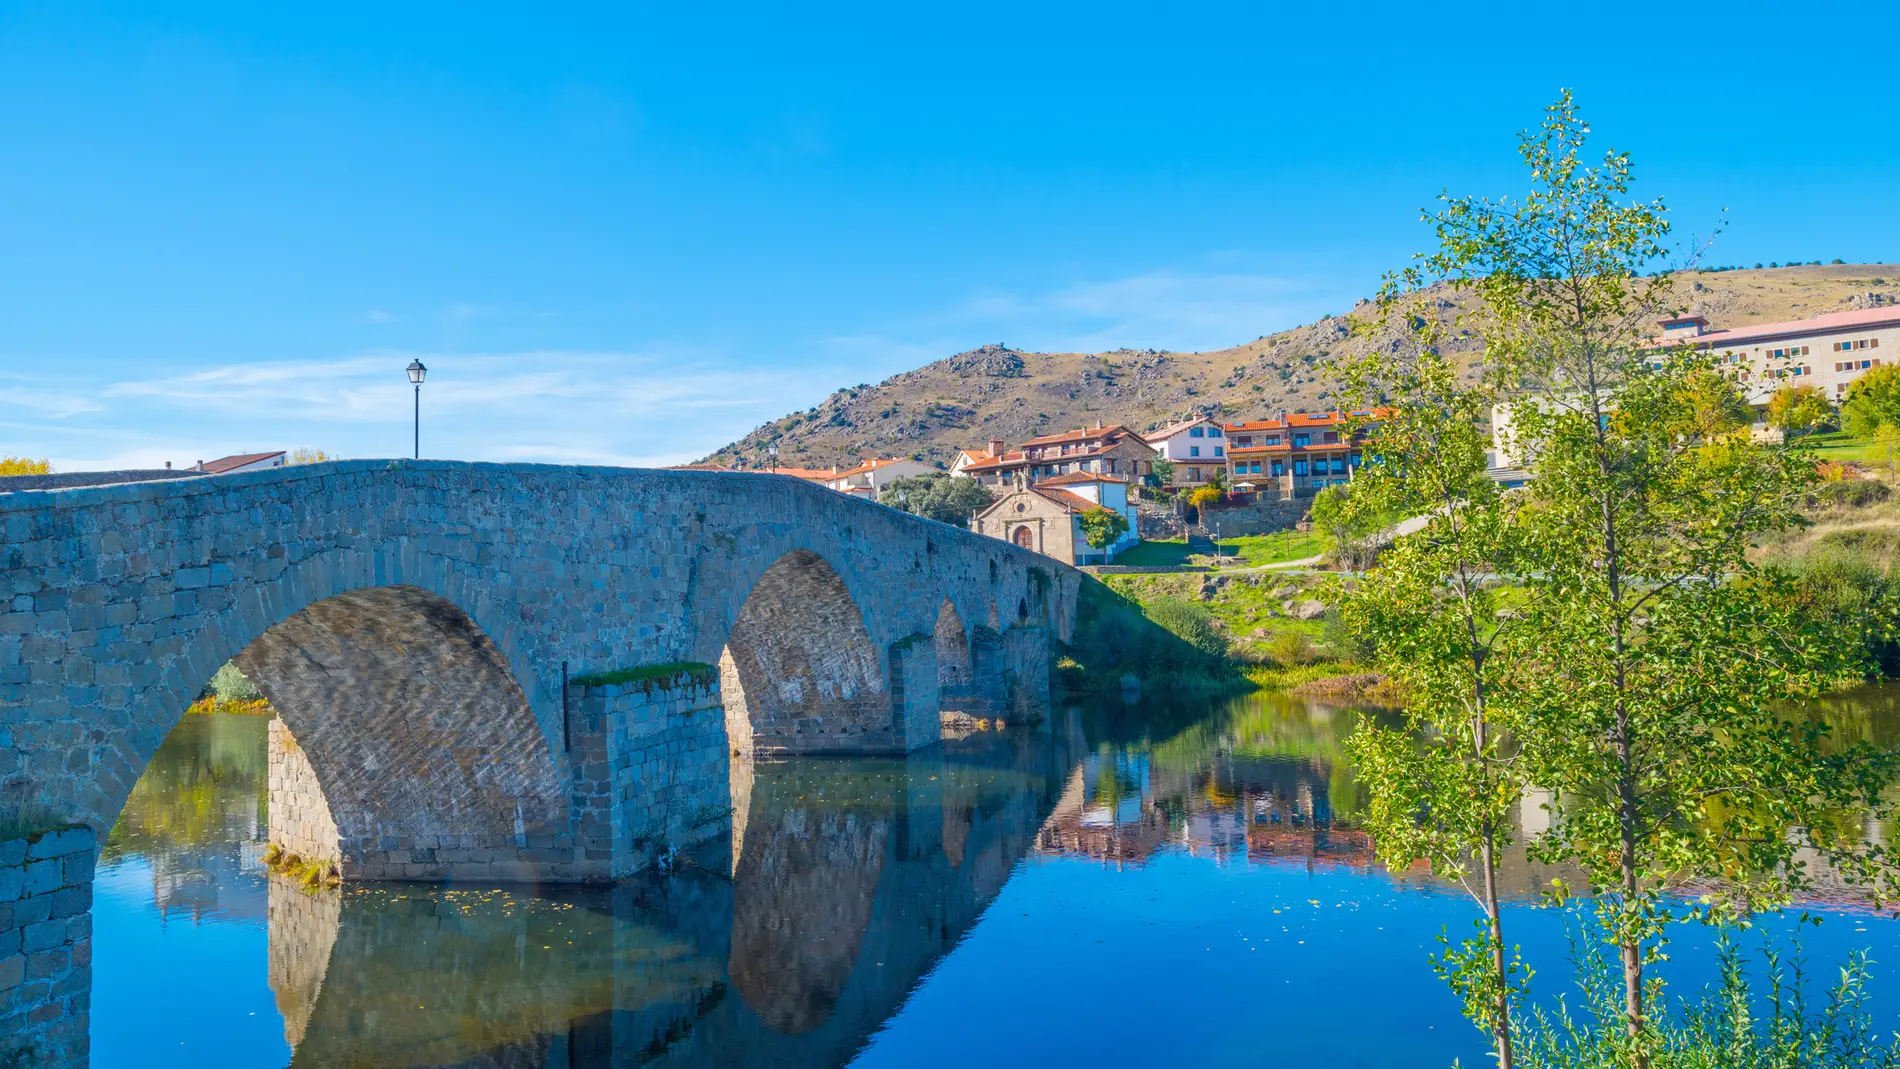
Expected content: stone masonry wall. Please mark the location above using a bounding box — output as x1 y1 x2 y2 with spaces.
0 828 93 1069
578 673 730 876
267 719 340 865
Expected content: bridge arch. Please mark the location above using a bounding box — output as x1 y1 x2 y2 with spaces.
717 549 890 756
234 585 569 880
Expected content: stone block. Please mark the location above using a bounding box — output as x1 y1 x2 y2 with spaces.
0 954 20 990
22 860 61 898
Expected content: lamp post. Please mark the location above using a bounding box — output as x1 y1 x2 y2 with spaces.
766 442 779 474
406 360 427 459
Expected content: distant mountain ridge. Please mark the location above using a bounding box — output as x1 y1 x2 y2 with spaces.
703 264 1898 471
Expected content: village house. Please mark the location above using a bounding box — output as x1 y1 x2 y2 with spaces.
971 471 1140 566
1140 417 1227 486
1222 410 1384 500
955 422 1155 487
190 451 287 475
817 457 936 497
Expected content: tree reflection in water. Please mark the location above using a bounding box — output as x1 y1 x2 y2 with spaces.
93 685 1900 1067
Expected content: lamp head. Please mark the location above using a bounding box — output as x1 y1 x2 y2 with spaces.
406 359 427 385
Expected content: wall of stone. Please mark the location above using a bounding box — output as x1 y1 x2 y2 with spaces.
568 671 731 878
0 828 93 1069
266 719 340 864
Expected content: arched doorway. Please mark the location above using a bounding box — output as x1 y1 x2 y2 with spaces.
1011 525 1035 550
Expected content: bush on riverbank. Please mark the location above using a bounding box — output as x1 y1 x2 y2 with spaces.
189 661 272 715
1061 578 1247 692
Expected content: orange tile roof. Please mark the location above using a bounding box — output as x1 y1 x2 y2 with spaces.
960 451 1030 472
1224 408 1392 433
764 466 836 480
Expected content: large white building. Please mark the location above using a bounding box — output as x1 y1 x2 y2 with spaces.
1660 306 1898 404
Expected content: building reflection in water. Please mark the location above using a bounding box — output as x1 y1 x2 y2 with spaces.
103 684 1900 1068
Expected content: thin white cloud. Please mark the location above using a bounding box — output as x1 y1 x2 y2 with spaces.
945 270 1348 354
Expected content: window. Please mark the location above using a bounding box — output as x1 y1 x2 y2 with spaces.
1266 435 1281 446
1331 458 1347 474
1293 461 1309 476
1322 431 1339 444
1271 461 1285 476
1249 462 1262 474
1214 446 1224 457
1293 434 1310 448
1836 339 1881 352
1189 446 1201 457
1208 427 1223 437
1188 467 1202 482
1188 427 1204 437
1234 436 1252 447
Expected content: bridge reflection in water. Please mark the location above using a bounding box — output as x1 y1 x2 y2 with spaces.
260 715 1085 1069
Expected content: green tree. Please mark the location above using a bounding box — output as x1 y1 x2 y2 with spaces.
1148 457 1175 488
1841 364 1900 439
1765 383 1832 440
1077 506 1129 550
877 472 995 526
1677 369 1754 439
1876 422 1900 481
1186 484 1222 511
1309 483 1389 570
1348 91 1899 1069
1336 322 1535 1068
1422 92 1894 1068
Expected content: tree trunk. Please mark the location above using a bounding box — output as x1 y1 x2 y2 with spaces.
1480 834 1515 1069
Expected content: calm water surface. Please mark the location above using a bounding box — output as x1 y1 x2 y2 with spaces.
95 689 1900 1068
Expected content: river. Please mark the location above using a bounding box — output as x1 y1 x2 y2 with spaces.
93 687 1900 1068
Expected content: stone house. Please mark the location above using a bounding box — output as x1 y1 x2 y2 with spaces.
971 472 1140 565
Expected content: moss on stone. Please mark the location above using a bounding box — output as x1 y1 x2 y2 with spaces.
572 661 717 691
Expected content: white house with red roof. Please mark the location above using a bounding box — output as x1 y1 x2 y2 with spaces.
1140 417 1227 486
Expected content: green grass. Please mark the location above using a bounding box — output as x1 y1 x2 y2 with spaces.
1111 530 1329 569
1809 431 1893 465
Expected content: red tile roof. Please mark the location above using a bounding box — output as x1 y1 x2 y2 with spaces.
830 457 917 479
1036 472 1128 487
1018 424 1134 448
1031 487 1101 513
194 451 286 474
1661 307 1900 350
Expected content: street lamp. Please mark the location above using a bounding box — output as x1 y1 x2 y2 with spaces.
766 442 779 473
406 360 427 459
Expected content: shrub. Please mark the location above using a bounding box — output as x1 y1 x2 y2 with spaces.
1144 596 1227 659
201 662 262 702
1263 629 1314 666
1815 478 1892 509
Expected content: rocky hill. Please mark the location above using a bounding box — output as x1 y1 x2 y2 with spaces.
703 263 1898 470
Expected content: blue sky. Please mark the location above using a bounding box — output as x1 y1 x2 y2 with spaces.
2 1 1895 470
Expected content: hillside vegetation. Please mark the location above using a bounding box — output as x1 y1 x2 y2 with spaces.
704 263 1898 470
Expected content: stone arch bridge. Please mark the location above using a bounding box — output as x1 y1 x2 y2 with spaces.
0 460 1080 883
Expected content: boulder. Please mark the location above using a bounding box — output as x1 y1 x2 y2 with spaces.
1291 598 1328 621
